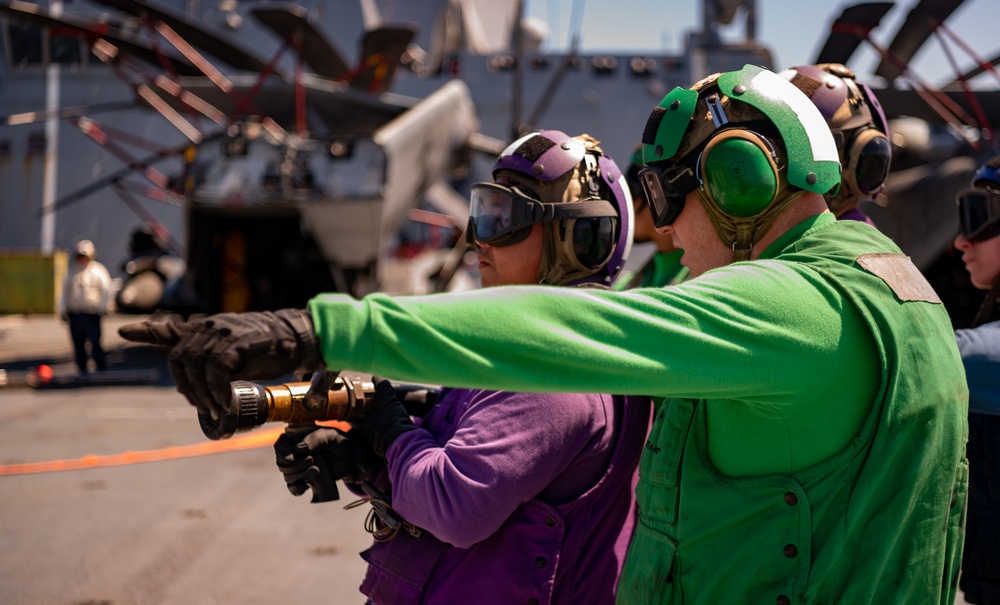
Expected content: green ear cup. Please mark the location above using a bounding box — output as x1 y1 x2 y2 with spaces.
718 64 841 195
701 136 777 217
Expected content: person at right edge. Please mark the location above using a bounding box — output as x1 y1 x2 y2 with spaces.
119 65 969 604
954 156 1000 605
781 62 892 226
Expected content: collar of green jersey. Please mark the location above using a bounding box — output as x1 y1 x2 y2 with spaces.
756 211 836 260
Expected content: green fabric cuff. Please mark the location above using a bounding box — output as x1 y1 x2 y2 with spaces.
307 294 374 373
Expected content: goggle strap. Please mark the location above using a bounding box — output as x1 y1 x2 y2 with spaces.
671 169 700 195
540 199 617 221
706 94 729 128
465 217 475 246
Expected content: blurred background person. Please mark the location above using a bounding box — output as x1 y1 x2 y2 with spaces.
58 239 112 373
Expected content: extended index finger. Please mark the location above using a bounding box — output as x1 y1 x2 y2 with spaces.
118 320 189 347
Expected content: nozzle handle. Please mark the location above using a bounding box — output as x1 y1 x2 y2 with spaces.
304 370 340 412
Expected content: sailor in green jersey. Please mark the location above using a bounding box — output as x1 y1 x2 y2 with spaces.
613 146 689 290
120 65 968 605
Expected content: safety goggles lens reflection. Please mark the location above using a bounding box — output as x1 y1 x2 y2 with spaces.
957 188 1000 242
637 164 700 228
468 183 541 246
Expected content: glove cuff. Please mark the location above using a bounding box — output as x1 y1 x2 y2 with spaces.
277 309 323 371
378 424 419 458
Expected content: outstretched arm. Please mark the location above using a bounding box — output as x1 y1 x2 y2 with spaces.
310 264 843 404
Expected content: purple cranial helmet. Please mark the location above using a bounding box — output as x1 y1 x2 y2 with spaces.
488 130 634 285
780 63 892 209
492 129 588 182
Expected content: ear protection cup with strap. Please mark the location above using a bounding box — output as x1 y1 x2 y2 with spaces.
698 130 780 217
570 216 617 269
844 127 891 197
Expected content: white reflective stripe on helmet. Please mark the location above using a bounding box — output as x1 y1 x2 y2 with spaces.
498 132 539 160
749 68 839 165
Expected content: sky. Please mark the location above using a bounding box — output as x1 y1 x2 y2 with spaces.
524 0 1000 89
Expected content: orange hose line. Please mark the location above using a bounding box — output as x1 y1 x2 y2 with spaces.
0 426 286 477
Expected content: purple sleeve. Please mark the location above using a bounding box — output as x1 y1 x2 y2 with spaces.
384 389 611 548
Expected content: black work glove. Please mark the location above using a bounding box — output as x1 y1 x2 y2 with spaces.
118 309 322 419
351 377 419 458
274 425 382 503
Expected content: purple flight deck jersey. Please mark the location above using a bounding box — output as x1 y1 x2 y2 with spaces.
358 387 651 605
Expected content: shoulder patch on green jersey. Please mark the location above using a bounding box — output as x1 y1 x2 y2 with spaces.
856 253 942 303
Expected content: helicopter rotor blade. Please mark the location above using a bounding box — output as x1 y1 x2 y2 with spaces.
0 0 203 75
945 51 1000 88
874 0 966 82
88 0 280 76
250 5 350 80
813 2 894 65
350 25 416 94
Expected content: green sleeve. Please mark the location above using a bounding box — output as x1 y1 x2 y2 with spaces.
309 259 855 408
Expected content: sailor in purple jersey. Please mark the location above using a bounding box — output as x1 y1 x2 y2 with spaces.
274 130 651 605
781 63 892 227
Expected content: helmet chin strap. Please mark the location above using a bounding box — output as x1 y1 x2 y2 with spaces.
538 221 571 284
697 188 805 263
825 185 857 217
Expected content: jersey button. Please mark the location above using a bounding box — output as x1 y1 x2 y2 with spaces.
784 492 798 505
777 595 791 605
784 544 798 558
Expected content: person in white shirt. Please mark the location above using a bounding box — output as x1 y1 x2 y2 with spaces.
59 240 112 373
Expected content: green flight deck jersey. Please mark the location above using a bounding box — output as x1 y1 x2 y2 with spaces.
309 213 968 604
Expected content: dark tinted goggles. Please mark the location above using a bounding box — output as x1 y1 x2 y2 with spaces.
956 187 1000 242
467 182 617 247
637 163 701 228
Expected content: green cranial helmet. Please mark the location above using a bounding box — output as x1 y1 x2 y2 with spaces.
640 65 841 259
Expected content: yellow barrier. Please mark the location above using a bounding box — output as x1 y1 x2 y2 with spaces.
0 250 68 314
